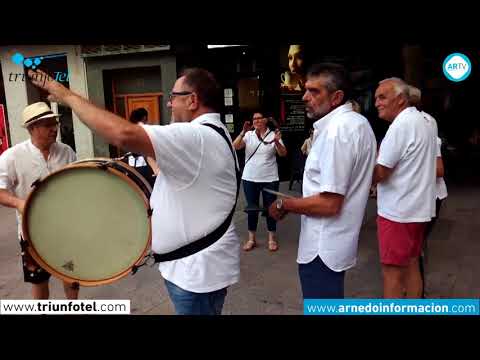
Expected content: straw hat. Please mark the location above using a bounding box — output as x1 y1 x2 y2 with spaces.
22 102 60 128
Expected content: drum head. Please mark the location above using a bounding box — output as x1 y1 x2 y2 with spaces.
22 162 151 286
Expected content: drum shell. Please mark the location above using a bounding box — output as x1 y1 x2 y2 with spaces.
21 158 152 287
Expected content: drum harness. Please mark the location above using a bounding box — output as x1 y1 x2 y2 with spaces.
23 123 240 279
132 123 241 274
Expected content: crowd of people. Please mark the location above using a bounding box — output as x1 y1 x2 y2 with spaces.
0 62 446 314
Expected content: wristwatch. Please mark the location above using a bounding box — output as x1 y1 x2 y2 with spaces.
276 198 284 211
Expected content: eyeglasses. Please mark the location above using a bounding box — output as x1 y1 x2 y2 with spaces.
169 91 193 102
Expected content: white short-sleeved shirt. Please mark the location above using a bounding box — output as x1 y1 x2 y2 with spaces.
377 107 437 222
141 113 240 293
298 103 377 271
241 130 284 183
435 137 448 200
421 111 448 201
0 140 77 236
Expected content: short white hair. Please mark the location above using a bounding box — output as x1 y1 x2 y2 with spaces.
379 77 410 98
408 85 422 105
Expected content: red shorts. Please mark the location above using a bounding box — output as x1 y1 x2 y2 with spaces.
377 215 426 267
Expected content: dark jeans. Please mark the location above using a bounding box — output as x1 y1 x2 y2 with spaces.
164 279 227 315
298 256 346 299
243 180 279 232
420 198 443 298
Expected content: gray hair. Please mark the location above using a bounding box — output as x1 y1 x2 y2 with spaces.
408 85 422 106
379 77 410 99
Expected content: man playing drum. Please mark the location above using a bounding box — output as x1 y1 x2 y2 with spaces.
0 102 79 299
28 68 240 315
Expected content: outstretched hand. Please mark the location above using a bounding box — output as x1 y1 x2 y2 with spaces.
27 69 70 105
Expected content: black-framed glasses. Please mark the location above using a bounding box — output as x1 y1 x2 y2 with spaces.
169 91 193 102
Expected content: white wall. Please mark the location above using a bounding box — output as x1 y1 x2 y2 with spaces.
0 45 94 159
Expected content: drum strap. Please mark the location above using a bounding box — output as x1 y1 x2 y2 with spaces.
152 123 240 263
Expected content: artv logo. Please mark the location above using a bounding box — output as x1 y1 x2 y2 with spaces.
443 53 472 82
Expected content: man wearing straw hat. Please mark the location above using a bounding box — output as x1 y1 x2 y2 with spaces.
0 102 78 299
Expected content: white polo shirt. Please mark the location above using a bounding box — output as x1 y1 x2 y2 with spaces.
241 130 284 183
377 107 437 222
421 111 448 201
141 113 240 293
297 103 377 271
0 140 76 236
435 137 448 200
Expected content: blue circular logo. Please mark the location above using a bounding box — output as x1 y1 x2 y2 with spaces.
443 53 472 82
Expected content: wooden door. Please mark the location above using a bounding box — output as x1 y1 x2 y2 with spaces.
126 95 161 125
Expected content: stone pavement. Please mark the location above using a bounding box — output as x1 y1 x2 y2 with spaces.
0 181 478 315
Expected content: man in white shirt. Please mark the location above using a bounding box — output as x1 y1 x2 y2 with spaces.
269 63 377 299
0 102 78 299
408 85 448 298
28 68 240 315
373 78 437 298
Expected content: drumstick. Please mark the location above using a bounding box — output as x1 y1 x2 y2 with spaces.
262 188 295 198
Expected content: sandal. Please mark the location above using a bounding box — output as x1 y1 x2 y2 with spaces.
243 239 256 251
268 239 279 252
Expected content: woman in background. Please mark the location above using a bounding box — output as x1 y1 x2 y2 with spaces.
233 111 287 252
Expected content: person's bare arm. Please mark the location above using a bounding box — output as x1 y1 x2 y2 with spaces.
28 69 155 159
436 157 444 178
274 130 287 157
301 140 308 155
146 157 160 176
232 121 251 150
372 164 394 185
268 192 344 221
232 132 246 150
0 189 25 214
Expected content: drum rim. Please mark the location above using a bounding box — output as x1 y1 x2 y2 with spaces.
72 157 153 195
21 160 152 287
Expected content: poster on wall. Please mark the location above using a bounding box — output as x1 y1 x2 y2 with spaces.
0 105 9 155
279 45 306 132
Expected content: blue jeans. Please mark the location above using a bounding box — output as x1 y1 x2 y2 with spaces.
164 279 227 315
298 256 345 299
243 180 279 232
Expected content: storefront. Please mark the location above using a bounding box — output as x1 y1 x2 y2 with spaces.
176 44 401 180
175 43 478 183
1 44 477 183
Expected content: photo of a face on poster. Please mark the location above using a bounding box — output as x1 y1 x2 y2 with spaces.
280 44 305 92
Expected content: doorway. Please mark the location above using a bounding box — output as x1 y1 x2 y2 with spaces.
103 66 163 157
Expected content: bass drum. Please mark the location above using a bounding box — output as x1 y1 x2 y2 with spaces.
21 158 152 287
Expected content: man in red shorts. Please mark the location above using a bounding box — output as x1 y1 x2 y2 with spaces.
372 78 437 298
